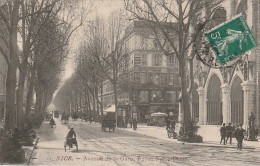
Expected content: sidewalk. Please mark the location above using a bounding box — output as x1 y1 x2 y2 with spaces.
29 119 86 165
198 125 260 148
118 123 260 149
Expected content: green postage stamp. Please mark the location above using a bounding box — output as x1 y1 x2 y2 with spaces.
205 14 258 65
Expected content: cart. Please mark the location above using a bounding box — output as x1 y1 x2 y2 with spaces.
150 112 167 127
102 118 116 132
64 138 78 152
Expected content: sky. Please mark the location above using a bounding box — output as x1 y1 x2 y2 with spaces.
50 0 124 102
63 0 124 80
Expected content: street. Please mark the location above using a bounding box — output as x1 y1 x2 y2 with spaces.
30 119 260 166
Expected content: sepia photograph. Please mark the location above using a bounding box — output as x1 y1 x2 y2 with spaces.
0 0 259 165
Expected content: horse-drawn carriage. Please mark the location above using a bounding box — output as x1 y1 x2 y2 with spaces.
64 138 78 152
102 118 116 132
102 108 116 132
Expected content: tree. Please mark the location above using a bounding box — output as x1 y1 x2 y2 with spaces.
0 0 91 129
16 0 64 128
124 0 224 134
31 14 70 126
0 0 92 163
75 43 104 118
82 11 129 124
53 78 73 114
0 1 20 129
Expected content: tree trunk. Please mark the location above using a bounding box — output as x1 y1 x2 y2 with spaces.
84 87 87 113
16 1 31 130
100 85 103 116
35 87 44 128
4 2 20 129
25 69 35 117
95 83 99 118
16 66 27 129
79 91 82 113
113 83 118 127
87 93 91 116
92 92 95 119
179 58 191 134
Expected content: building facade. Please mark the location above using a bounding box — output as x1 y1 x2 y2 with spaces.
193 0 260 128
102 21 181 122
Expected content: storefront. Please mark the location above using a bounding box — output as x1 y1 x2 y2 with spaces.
130 103 178 123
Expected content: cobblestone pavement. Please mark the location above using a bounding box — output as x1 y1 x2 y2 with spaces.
31 120 260 166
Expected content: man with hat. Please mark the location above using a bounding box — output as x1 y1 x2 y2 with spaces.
66 127 76 148
234 124 246 150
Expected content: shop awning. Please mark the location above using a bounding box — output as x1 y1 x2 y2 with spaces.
104 105 116 112
151 112 167 117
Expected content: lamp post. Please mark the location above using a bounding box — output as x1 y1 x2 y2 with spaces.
115 105 117 128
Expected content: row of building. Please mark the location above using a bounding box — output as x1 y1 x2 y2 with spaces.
99 0 260 129
0 0 259 129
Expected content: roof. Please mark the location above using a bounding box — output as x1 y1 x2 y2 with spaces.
125 20 178 36
104 105 116 112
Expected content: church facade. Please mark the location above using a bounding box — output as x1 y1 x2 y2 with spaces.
194 0 260 128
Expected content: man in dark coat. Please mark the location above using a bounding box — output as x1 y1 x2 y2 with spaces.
226 123 233 144
170 119 176 130
49 118 56 128
220 123 227 145
66 128 76 148
234 124 245 150
67 128 76 139
133 118 137 130
166 117 170 130
129 117 133 128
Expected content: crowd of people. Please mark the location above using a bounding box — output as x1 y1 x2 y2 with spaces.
220 123 259 150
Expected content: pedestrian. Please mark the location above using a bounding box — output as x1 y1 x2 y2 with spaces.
133 118 137 130
220 123 227 145
129 117 133 128
89 116 94 125
234 124 245 150
170 119 176 130
255 125 259 140
166 117 170 130
226 123 233 144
